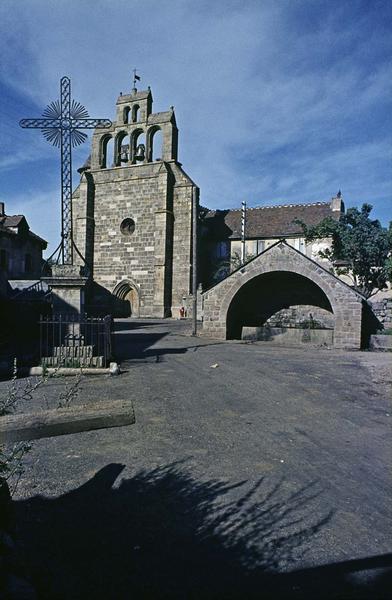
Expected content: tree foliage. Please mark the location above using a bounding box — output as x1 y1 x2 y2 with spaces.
297 204 392 298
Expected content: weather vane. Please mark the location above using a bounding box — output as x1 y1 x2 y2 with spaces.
132 68 141 91
19 76 112 265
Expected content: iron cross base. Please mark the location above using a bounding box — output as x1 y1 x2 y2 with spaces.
43 264 88 316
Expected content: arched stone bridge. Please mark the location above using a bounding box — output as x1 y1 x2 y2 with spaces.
201 241 365 350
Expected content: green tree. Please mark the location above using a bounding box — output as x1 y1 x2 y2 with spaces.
297 204 392 298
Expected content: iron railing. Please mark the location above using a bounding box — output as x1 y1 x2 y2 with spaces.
39 314 113 368
12 280 51 300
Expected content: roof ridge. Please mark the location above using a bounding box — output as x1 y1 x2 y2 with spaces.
251 201 330 210
208 201 330 213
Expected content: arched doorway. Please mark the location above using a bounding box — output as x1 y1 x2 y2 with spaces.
112 280 140 317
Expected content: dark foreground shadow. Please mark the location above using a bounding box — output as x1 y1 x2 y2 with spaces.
13 463 391 599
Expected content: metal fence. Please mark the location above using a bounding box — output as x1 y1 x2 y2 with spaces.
39 314 113 368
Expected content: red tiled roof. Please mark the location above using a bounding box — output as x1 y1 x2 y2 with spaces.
203 202 340 240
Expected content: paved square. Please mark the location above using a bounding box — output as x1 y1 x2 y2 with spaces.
5 319 392 598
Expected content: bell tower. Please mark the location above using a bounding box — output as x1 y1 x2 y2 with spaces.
90 87 179 169
72 83 197 318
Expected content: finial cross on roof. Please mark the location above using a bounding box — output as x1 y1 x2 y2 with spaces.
132 68 141 91
20 76 112 265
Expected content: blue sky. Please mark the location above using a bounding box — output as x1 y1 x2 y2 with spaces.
0 0 391 255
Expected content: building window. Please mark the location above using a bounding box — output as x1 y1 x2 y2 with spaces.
215 241 229 259
24 253 33 273
0 249 8 271
120 218 136 236
292 237 306 253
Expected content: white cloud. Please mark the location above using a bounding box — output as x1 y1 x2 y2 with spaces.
0 0 391 238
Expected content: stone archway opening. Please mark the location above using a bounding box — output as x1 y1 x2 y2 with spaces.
112 281 140 318
226 270 334 343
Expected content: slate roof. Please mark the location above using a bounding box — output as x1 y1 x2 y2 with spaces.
203 201 340 240
0 215 25 228
0 214 47 247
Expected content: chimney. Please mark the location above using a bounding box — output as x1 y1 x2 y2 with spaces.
0 202 5 216
330 191 345 214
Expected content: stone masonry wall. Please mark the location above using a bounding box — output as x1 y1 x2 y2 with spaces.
171 163 194 316
368 297 392 330
72 161 195 318
266 305 335 329
75 162 170 317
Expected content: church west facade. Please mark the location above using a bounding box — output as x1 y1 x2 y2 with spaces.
72 86 197 317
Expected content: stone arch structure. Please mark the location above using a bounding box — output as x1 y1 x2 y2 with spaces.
226 270 334 339
201 241 364 349
112 279 140 317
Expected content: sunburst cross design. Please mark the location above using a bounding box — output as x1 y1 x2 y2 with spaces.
20 76 112 265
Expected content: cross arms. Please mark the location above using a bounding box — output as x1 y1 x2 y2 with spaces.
19 118 112 129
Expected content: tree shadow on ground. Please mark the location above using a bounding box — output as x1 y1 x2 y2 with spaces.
13 462 391 599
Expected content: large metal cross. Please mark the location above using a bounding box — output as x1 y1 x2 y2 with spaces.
20 76 112 265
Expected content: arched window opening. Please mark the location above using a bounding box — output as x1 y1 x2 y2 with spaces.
100 135 114 169
131 129 146 164
123 106 130 124
132 104 140 123
148 127 163 162
115 132 130 166
24 253 33 274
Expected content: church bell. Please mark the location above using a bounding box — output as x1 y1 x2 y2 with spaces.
135 143 145 161
120 145 129 162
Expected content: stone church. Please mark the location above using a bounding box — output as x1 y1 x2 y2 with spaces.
71 83 349 324
72 86 197 318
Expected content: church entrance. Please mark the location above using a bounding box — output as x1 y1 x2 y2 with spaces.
112 280 140 317
124 286 140 317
